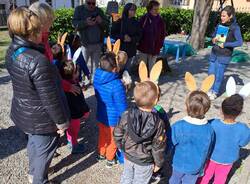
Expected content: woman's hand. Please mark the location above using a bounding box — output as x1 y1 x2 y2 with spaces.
70 84 81 96
212 37 218 44
219 43 224 48
153 165 160 173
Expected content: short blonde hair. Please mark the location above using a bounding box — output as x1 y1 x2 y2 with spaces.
7 7 41 39
29 2 55 25
134 81 158 109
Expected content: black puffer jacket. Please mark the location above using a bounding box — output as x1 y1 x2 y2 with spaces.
5 36 70 134
114 107 166 167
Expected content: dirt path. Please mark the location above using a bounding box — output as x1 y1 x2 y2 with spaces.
0 49 249 184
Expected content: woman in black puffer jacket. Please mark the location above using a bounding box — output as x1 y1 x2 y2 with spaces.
5 7 70 184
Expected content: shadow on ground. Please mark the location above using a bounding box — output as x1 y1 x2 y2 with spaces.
0 126 27 160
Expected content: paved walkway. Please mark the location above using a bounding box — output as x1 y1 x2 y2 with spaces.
0 48 249 184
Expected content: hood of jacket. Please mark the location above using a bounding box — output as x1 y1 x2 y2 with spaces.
127 107 160 144
94 68 120 85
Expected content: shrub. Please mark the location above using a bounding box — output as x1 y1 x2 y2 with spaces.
50 7 250 42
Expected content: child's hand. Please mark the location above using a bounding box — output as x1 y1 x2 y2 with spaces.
153 165 160 173
70 84 81 96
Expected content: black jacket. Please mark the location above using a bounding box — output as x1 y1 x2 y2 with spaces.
5 36 70 134
65 84 90 119
113 107 166 167
111 17 142 58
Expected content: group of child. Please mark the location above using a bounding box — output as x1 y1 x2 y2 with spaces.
29 2 250 184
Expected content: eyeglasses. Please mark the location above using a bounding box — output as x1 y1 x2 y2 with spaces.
87 2 96 6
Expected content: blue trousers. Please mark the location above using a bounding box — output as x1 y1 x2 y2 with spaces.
169 170 199 184
208 53 230 94
27 133 59 184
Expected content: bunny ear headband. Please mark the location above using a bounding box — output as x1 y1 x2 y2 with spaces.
139 61 163 84
57 32 68 53
226 76 250 99
185 72 215 93
106 36 123 66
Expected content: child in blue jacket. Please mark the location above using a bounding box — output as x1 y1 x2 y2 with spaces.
198 94 250 184
208 6 243 100
169 91 214 184
93 52 128 168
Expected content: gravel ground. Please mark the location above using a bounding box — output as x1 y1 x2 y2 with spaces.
0 48 249 184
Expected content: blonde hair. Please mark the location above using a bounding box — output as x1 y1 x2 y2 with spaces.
7 7 41 39
134 81 158 109
117 51 128 71
29 2 55 25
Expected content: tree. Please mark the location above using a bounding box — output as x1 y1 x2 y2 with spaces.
190 0 215 50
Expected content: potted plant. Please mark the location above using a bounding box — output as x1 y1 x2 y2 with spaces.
243 31 250 50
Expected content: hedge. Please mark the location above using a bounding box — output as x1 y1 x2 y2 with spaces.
50 7 250 42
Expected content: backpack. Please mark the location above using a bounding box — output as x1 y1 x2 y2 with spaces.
106 0 118 15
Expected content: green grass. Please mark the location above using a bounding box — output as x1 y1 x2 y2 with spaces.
0 31 11 69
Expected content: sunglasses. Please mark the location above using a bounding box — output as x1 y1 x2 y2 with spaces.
87 2 96 6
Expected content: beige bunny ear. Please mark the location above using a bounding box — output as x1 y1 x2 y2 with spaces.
60 32 68 47
139 61 148 82
201 75 215 93
150 60 162 83
57 33 61 44
185 72 197 91
113 39 121 55
107 37 112 52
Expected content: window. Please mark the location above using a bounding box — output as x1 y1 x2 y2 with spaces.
30 0 38 5
46 0 52 6
172 0 190 6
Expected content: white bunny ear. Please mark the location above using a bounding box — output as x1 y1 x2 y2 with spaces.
239 82 250 99
226 77 236 97
72 47 82 64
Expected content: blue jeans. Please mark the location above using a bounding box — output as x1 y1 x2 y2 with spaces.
27 133 59 184
169 170 199 184
208 53 230 94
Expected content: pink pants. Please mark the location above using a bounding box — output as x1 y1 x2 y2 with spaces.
66 119 80 145
198 160 232 184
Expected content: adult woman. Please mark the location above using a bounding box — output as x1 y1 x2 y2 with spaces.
111 3 142 73
137 0 166 72
207 6 243 100
6 7 70 184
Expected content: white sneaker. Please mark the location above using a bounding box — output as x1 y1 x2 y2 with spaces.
28 174 33 184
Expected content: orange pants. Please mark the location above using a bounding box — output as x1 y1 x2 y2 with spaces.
98 123 117 161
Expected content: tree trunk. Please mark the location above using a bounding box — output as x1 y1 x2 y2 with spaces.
190 0 215 50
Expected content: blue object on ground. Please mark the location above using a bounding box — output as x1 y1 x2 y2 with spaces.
116 149 124 164
161 40 189 63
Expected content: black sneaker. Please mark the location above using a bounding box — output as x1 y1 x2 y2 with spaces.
96 154 106 161
106 159 116 168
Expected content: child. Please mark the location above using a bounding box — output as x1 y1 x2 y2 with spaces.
51 43 64 69
93 52 127 168
66 33 91 85
60 61 90 154
114 81 166 184
198 94 250 184
207 6 243 100
169 91 214 184
117 51 132 92
151 87 170 181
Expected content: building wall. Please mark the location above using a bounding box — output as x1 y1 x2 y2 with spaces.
212 0 250 13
